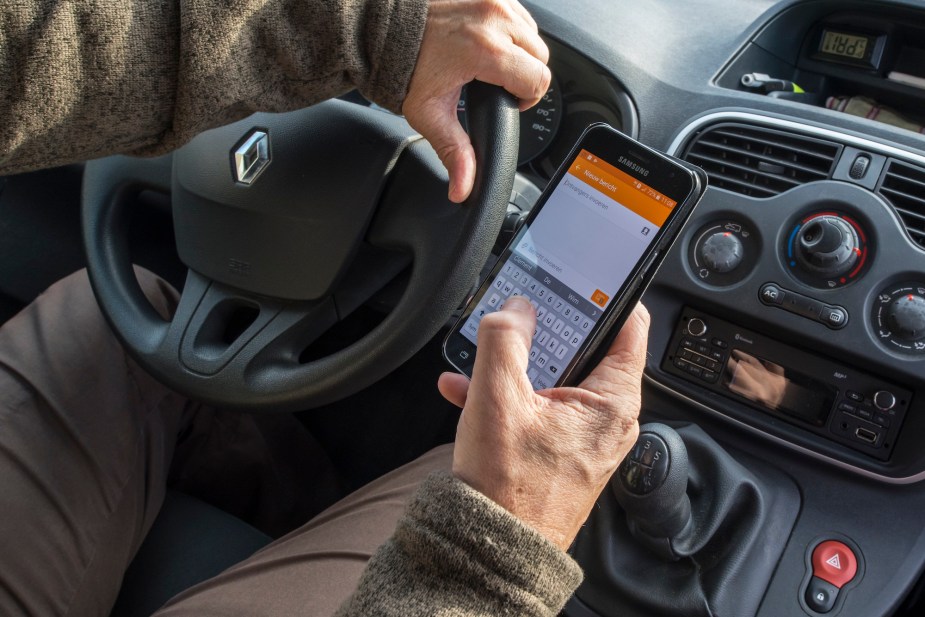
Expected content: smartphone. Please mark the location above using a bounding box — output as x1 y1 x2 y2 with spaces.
443 123 707 389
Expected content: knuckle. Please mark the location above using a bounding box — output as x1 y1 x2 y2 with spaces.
475 0 510 20
536 39 551 64
435 141 463 166
622 419 640 450
466 27 505 67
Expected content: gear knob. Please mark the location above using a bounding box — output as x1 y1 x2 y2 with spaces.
611 423 692 559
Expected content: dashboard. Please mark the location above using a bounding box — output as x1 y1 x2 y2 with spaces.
6 1 925 614
497 1 925 616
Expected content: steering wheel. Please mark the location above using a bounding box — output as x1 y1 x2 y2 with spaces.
81 83 519 412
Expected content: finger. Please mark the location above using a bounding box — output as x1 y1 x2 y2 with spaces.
505 0 540 33
475 43 551 109
470 296 536 400
580 303 650 397
448 142 477 203
406 92 477 203
490 0 549 67
438 371 471 408
506 20 549 65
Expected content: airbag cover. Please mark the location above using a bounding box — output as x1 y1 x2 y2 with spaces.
172 101 418 300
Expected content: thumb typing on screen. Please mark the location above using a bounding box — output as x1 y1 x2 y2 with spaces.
437 296 650 549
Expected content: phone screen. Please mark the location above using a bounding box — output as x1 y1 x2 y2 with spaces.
454 147 681 389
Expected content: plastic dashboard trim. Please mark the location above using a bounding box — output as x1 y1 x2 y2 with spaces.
648 109 925 485
667 110 925 169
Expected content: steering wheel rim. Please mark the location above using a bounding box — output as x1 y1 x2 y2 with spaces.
82 83 519 412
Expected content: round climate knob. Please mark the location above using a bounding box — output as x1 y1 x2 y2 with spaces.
795 215 859 278
888 294 925 342
700 232 744 273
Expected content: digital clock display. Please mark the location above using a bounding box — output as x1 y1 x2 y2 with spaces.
820 30 870 60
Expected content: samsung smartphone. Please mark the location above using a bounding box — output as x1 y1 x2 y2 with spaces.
443 123 707 389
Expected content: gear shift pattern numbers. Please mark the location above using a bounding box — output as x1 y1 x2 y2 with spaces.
620 434 670 494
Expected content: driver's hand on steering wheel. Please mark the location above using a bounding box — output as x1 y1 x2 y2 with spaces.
402 0 551 203
437 296 649 550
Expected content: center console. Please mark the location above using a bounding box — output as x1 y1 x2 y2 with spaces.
637 112 925 482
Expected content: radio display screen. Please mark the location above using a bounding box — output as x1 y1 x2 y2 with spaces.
723 349 835 426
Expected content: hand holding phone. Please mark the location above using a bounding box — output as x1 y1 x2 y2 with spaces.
441 297 651 550
443 123 706 388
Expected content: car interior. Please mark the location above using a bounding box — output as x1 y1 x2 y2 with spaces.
4 0 925 615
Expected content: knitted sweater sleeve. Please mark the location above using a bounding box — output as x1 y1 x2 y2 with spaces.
0 0 427 174
335 472 584 616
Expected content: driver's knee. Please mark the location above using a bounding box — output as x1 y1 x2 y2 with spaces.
132 265 182 320
0 266 184 413
1 266 177 341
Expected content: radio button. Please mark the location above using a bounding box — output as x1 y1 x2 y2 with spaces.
838 402 856 414
687 318 708 337
873 390 896 411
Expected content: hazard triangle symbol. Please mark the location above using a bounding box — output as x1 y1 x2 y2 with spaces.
826 554 842 569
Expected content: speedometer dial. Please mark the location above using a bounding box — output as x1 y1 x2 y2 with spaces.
456 76 563 166
518 76 563 164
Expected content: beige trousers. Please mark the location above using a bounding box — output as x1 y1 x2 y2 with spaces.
0 269 451 616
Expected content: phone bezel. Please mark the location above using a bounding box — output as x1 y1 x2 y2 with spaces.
443 123 705 386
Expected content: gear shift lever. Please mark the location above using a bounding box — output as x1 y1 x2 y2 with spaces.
611 423 693 560
570 422 801 617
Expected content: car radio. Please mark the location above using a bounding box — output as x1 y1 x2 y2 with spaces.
661 309 912 461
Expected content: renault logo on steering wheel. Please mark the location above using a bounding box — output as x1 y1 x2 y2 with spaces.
232 129 271 185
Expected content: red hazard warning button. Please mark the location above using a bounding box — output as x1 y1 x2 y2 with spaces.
812 540 858 588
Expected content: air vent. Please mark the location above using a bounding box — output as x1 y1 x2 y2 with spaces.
877 159 925 249
682 123 842 198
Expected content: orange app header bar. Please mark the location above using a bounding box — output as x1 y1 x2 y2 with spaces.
568 149 676 227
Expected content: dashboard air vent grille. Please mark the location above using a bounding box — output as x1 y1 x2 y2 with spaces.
877 159 925 249
682 123 841 198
